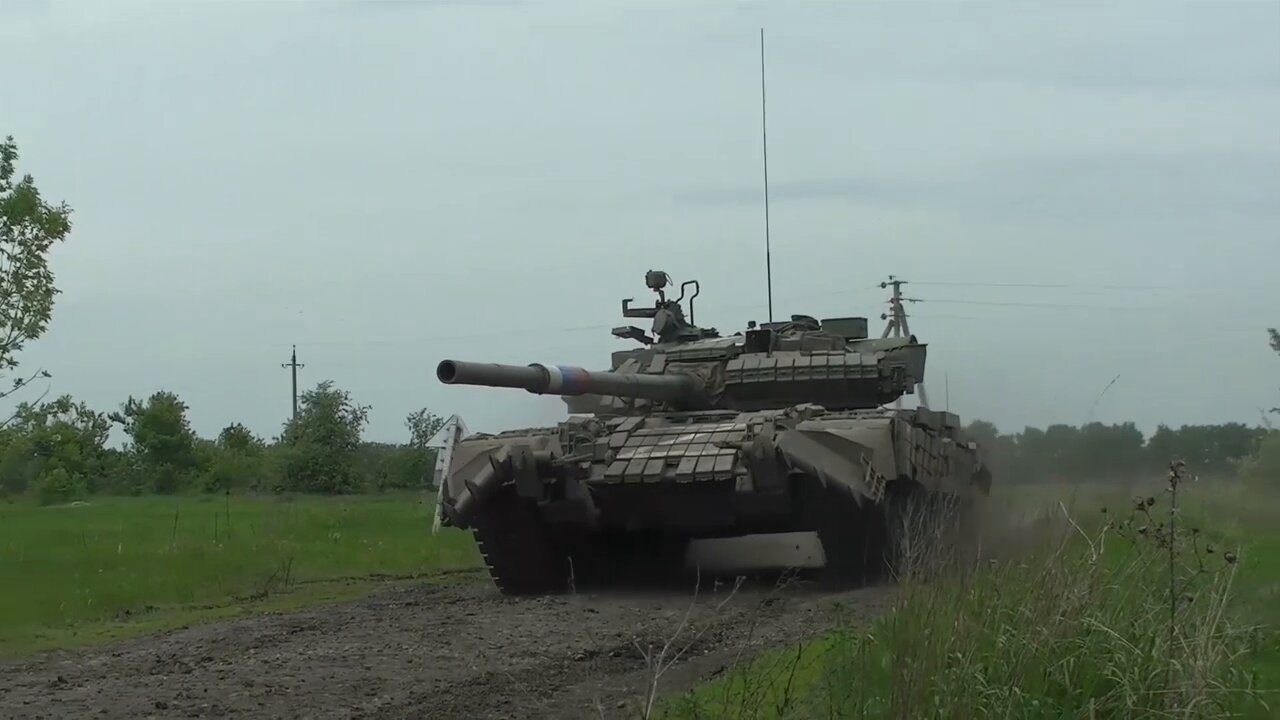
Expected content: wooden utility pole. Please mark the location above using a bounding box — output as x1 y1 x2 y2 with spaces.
282 345 304 420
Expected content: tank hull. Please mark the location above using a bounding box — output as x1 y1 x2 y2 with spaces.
437 404 991 594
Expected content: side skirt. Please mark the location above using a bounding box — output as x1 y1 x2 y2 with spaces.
683 531 828 575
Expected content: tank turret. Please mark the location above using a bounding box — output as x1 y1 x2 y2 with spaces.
436 269 928 417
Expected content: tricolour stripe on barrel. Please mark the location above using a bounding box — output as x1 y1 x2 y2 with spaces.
556 365 593 395
536 364 564 394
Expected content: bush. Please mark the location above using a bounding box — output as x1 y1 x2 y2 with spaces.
273 441 359 494
33 467 87 506
356 442 434 491
1241 430 1280 488
274 381 369 494
0 434 39 495
199 450 269 493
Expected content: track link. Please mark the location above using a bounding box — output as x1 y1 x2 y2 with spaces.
469 492 570 595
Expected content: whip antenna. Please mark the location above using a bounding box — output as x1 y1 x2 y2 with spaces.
760 27 774 323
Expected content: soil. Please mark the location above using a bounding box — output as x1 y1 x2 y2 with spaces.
0 571 894 720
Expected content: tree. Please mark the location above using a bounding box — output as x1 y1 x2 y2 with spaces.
200 422 269 493
0 136 72 412
0 394 109 501
962 419 1024 482
1241 430 1280 487
1077 421 1147 478
400 407 445 489
405 408 445 449
277 380 370 493
964 419 1000 447
1270 328 1279 415
8 394 111 452
217 422 264 454
110 390 201 492
1146 423 1264 477
1242 329 1279 486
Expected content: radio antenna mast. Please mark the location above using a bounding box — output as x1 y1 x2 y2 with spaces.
759 27 774 324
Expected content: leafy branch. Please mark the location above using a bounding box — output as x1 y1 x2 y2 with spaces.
0 366 52 426
0 134 73 408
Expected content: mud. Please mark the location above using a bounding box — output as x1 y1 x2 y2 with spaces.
0 571 894 720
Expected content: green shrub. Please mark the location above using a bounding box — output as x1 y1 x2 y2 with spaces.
1242 430 1280 488
33 467 87 506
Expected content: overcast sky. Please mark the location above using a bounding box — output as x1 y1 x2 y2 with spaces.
3 0 1278 445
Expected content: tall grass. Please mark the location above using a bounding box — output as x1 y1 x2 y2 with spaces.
663 468 1276 719
0 492 482 656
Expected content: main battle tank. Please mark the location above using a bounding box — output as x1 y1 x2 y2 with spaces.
434 270 991 594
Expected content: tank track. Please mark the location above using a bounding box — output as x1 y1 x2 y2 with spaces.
796 474 979 585
469 474 983 595
795 476 892 586
469 491 570 595
878 479 982 580
471 494 694 594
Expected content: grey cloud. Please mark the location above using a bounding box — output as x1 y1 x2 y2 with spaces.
984 151 1280 220
328 0 524 10
676 149 1280 222
0 0 50 14
673 176 915 206
709 0 1280 92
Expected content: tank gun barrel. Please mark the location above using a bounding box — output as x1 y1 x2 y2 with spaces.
437 359 704 404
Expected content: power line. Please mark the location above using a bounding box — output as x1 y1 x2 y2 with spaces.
908 313 1267 335
248 280 1266 352
269 276 1269 351
910 280 1172 290
271 299 1262 350
909 297 1161 311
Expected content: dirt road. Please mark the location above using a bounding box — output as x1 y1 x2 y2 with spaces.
0 571 893 720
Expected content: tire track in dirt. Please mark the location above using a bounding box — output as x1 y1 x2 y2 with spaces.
0 573 893 720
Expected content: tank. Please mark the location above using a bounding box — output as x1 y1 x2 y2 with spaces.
434 269 992 594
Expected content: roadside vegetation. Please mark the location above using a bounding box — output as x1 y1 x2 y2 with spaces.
0 493 482 656
658 465 1280 719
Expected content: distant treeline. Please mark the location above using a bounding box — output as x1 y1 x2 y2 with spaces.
4 372 1277 507
0 381 445 505
964 418 1277 484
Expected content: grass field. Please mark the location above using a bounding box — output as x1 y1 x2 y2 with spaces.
660 476 1280 719
6 480 1277 717
0 492 482 657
